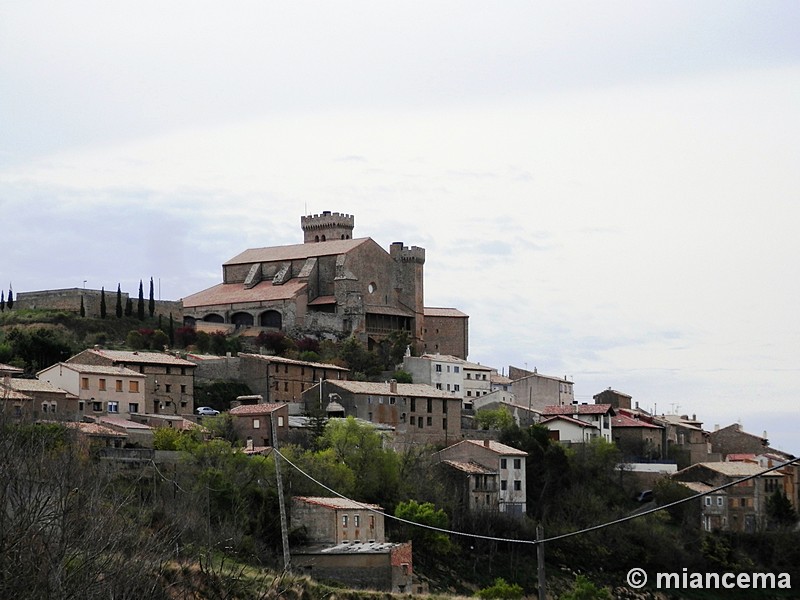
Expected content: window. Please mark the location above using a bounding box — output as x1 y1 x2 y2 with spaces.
79 401 84 412
369 515 375 528
410 398 416 411
500 458 507 469
446 365 450 373
514 480 522 491
116 380 123 392
354 515 360 527
466 373 472 379
181 384 186 393
284 382 289 392
129 403 139 413
716 496 724 507
368 412 373 421
443 418 447 429
253 419 261 429
427 398 432 413
418 418 423 428
446 383 450 391
435 364 442 372
99 379 106 391
129 380 139 393
427 416 432 426
513 459 521 469
92 401 102 412
501 480 508 491
50 403 57 414
466 391 472 397
436 383 442 390
108 401 119 414
454 384 460 392
165 384 171 393
342 515 348 527
81 377 90 390
454 366 460 373
410 416 415 425
389 397 396 405
278 416 284 427
41 403 48 414
705 497 712 506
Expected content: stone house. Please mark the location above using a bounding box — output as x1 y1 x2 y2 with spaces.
611 411 664 460
38 362 146 418
541 403 615 442
472 391 541 429
421 307 469 359
301 379 461 449
1 376 78 420
509 366 575 411
709 423 772 458
673 462 785 533
229 402 289 448
439 458 500 515
290 496 414 593
66 349 196 415
181 211 467 357
437 439 528 517
237 353 349 413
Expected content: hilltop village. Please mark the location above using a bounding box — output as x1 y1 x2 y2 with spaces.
3 211 798 596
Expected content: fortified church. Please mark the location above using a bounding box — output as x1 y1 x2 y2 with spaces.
182 212 468 358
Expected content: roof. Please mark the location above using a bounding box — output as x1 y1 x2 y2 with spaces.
442 460 497 475
223 237 372 266
542 403 615 416
593 388 632 399
424 307 468 318
98 416 154 430
3 378 70 393
726 453 757 463
681 462 782 478
239 353 348 371
678 481 720 495
78 349 196 367
0 363 24 375
40 362 145 378
611 414 662 429
541 414 598 429
458 439 528 457
64 421 127 438
293 496 384 511
364 305 414 317
230 403 286 416
296 541 403 555
418 353 492 371
182 279 308 308
328 380 458 399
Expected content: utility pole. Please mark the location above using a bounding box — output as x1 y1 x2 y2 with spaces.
271 411 291 571
537 523 546 600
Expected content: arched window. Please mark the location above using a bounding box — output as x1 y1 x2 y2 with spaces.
260 310 282 329
203 313 224 323
231 312 254 327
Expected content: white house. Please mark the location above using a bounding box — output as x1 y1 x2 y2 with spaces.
541 403 615 442
402 353 493 410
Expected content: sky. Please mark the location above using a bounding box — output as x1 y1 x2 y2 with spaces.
2 2 799 454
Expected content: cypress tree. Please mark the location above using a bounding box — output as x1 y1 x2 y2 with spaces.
1 291 4 312
125 297 133 317
100 287 107 318
149 277 155 318
168 313 175 347
137 280 144 320
7 286 13 310
116 284 123 318
80 295 86 317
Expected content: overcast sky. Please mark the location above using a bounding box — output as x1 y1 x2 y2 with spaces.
2 2 799 453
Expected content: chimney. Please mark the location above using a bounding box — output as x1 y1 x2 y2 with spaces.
389 379 398 393
483 439 490 448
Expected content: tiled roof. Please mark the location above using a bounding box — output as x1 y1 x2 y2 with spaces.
82 349 196 367
542 404 614 416
41 363 144 378
329 380 457 399
461 439 528 456
726 453 757 463
689 462 782 478
0 363 24 374
442 460 497 475
364 305 414 317
419 353 492 371
611 414 662 429
424 307 468 318
223 238 371 266
230 403 286 416
182 279 308 308
293 496 384 511
679 481 718 495
239 353 348 371
0 386 32 400
64 422 127 437
5 378 68 393
99 416 153 430
541 415 597 429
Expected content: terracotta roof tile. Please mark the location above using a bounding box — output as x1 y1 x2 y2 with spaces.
329 380 457 399
424 307 468 318
462 439 528 456
542 404 615 416
82 349 196 367
183 279 308 308
224 238 371 266
293 496 384 511
230 403 286 416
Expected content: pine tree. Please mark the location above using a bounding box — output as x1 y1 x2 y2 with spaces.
148 277 155 318
137 280 145 320
80 295 86 317
116 284 123 318
100 287 107 319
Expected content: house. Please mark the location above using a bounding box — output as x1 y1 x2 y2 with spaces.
229 402 289 447
540 414 599 444
439 459 500 515
437 439 528 516
593 388 633 410
472 390 541 429
401 353 492 410
66 349 196 415
655 413 715 467
673 462 785 533
0 376 78 420
509 366 575 411
709 423 773 459
290 496 414 593
237 353 349 412
38 362 146 418
421 307 469 359
0 363 24 377
610 412 664 460
182 211 468 358
301 379 462 448
541 403 615 442
678 481 728 532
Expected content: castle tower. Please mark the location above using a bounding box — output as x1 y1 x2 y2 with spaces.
301 211 355 243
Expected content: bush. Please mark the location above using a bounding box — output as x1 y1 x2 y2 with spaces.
476 577 524 600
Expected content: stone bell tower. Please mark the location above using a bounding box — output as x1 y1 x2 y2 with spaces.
301 211 355 243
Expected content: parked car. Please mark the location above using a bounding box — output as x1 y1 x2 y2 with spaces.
635 489 654 503
196 406 220 416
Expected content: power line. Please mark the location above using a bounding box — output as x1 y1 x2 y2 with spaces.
274 448 800 546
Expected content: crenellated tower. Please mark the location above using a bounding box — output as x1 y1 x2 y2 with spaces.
301 211 355 243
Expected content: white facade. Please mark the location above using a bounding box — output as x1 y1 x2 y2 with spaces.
38 363 146 417
403 353 492 410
